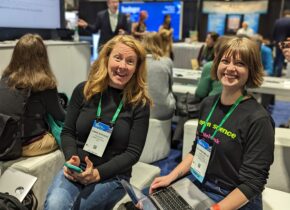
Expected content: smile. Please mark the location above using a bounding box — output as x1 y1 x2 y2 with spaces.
224 73 238 79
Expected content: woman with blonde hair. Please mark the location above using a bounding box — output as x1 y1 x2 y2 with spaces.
143 32 175 120
45 35 151 210
0 33 65 157
158 14 174 60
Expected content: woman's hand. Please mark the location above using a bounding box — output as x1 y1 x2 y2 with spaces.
63 155 81 182
149 175 174 194
74 156 101 185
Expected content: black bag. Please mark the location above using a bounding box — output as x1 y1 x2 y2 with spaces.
176 92 201 119
0 191 37 210
0 79 30 160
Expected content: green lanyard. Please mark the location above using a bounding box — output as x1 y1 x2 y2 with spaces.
96 94 123 125
201 95 244 141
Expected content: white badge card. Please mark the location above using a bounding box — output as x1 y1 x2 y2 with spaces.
83 121 113 157
190 139 212 183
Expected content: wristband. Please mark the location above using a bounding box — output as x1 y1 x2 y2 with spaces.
211 203 220 210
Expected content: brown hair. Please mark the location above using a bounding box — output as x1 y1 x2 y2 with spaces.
142 32 164 60
1 34 57 91
211 37 264 88
84 35 152 106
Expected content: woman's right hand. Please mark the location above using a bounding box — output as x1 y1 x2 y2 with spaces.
63 155 81 182
149 175 174 194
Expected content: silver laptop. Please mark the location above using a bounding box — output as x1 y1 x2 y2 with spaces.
0 168 37 202
120 177 214 210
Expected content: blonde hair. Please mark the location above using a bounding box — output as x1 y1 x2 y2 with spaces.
1 34 57 91
158 29 173 59
211 37 264 88
142 32 164 60
84 35 152 107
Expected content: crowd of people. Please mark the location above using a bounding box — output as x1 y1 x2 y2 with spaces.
1 0 290 209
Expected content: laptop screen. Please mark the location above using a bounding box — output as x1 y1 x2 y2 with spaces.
119 179 157 210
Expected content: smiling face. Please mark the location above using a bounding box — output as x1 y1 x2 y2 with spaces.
217 53 249 93
108 43 138 89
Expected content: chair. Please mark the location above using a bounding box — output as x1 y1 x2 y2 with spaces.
182 119 198 159
113 162 161 209
0 150 65 210
139 118 172 163
262 127 290 210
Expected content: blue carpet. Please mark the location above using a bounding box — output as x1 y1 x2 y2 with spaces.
153 100 290 175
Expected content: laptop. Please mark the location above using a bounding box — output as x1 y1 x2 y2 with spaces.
0 168 37 202
120 177 214 210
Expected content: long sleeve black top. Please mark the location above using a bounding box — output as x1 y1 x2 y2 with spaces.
61 82 150 181
190 95 275 200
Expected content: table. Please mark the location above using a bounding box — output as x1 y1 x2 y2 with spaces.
247 76 290 97
172 42 203 69
0 40 91 97
173 68 201 85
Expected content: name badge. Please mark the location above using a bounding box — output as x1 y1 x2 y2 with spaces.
190 139 212 183
83 121 113 157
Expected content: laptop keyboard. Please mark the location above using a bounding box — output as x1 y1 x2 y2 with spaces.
152 186 193 210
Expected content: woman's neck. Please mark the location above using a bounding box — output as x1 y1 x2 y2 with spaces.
221 89 244 105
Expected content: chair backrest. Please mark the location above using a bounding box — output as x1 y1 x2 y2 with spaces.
266 128 290 193
182 119 198 159
139 118 171 163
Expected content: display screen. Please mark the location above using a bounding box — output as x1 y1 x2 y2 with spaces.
120 1 183 41
0 0 63 29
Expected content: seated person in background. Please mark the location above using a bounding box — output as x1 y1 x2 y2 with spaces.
197 32 219 67
0 34 66 157
280 37 290 128
150 37 274 210
143 32 176 120
251 34 274 76
132 10 148 40
158 14 174 60
237 21 254 37
44 35 152 210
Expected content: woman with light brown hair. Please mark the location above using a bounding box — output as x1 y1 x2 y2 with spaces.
158 14 174 60
142 32 175 120
45 35 151 210
0 33 65 157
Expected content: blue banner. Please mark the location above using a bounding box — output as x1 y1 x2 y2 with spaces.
207 13 226 35
243 13 260 33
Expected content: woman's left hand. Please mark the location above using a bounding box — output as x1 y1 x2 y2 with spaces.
74 156 101 185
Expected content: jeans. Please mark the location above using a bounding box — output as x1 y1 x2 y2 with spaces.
187 175 263 210
44 170 126 210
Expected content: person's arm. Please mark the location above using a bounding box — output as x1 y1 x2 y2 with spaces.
61 83 85 161
212 116 274 210
96 103 150 181
43 88 66 121
195 62 212 99
150 153 193 193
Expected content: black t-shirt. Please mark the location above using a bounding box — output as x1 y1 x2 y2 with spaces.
61 82 150 181
190 94 274 200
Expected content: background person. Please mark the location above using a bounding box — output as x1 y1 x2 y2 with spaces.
131 10 148 41
197 32 219 68
143 32 176 120
158 14 174 60
0 33 65 157
44 35 151 210
236 21 254 37
272 9 290 77
78 0 128 51
150 37 274 210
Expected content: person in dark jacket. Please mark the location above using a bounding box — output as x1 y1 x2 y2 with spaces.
0 33 65 157
78 0 128 51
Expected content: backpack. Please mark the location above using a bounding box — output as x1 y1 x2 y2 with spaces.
0 191 37 210
0 79 30 161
